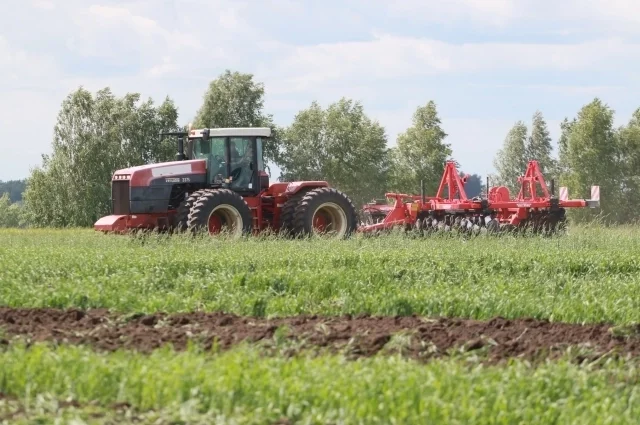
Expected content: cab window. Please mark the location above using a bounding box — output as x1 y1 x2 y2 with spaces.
193 137 225 159
229 137 254 189
256 137 264 171
229 137 252 163
193 136 227 183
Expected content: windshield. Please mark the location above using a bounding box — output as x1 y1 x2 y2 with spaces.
191 136 227 182
192 136 225 159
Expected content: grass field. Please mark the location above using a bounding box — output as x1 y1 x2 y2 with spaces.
1 343 639 424
1 227 639 423
1 226 640 322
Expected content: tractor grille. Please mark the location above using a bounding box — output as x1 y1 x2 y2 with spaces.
112 180 130 215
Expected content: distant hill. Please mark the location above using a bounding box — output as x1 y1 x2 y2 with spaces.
0 180 26 203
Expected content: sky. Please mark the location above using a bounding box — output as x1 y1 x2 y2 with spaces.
2 0 640 181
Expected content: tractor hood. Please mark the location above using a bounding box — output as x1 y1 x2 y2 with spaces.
113 159 207 187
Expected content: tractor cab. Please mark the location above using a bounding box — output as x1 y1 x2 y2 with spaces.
186 127 270 196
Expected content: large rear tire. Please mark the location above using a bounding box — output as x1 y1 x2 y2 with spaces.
187 189 253 237
292 188 358 238
279 189 311 237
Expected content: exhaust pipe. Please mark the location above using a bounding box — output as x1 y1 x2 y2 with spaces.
159 131 189 161
176 137 185 161
486 176 489 198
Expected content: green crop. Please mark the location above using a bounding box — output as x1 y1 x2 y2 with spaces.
0 342 639 424
1 227 640 424
1 226 639 323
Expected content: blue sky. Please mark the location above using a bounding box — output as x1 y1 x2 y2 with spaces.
2 0 640 181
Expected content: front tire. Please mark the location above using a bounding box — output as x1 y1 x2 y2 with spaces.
174 189 208 232
187 189 253 237
292 188 358 238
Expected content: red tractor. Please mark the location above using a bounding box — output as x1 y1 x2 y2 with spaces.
94 127 359 238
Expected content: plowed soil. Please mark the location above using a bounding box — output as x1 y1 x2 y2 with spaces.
1 307 639 363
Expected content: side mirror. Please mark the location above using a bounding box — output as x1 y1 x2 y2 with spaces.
260 172 269 190
202 128 210 140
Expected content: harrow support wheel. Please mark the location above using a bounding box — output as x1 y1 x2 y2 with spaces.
293 188 358 238
173 189 208 232
187 189 252 237
547 208 567 236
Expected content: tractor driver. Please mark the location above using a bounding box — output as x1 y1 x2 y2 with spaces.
229 140 253 188
230 140 240 163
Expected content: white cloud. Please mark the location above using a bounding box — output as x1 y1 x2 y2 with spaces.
1 88 67 177
385 0 640 34
66 3 204 79
86 5 159 31
146 56 179 77
467 83 627 95
385 0 516 26
2 0 640 180
32 0 55 10
574 0 640 25
263 34 640 95
0 36 60 85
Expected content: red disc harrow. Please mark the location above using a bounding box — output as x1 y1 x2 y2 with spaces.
359 160 600 235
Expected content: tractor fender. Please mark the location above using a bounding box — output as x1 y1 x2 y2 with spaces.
284 181 329 195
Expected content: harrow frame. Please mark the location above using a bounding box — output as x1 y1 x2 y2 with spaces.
359 160 600 235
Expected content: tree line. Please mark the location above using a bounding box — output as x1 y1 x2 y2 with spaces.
493 100 640 224
1 70 638 228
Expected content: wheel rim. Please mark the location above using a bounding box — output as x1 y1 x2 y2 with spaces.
311 202 348 237
207 205 243 237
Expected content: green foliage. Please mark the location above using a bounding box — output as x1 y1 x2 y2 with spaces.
388 101 452 195
279 98 390 205
557 100 640 224
22 87 179 228
193 69 281 165
493 121 528 195
0 193 23 228
1 343 639 424
1 227 640 324
0 179 26 203
615 108 640 223
14 71 640 228
526 110 556 179
559 98 621 223
1 226 639 423
194 70 266 129
493 112 556 197
557 117 576 178
277 101 325 182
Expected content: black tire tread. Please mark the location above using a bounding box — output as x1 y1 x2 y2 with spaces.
279 189 312 236
174 189 208 232
292 187 358 238
187 188 253 235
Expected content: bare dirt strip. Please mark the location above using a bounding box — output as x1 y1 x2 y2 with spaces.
0 307 639 363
